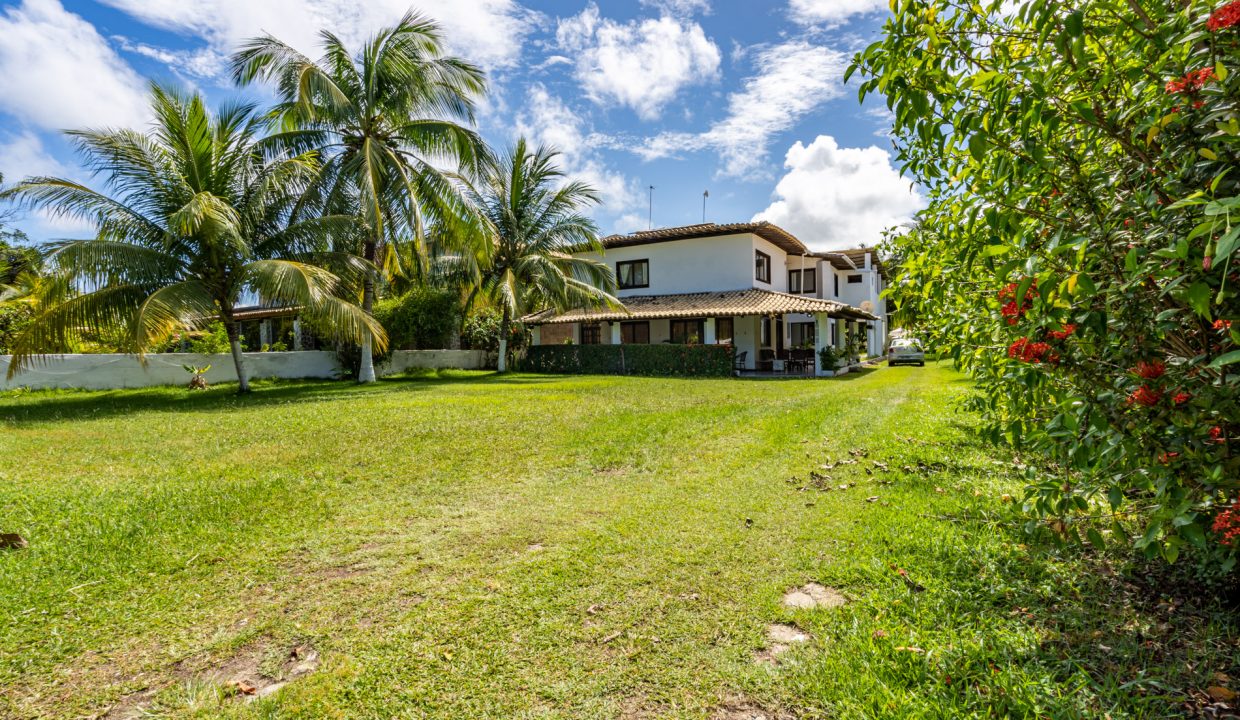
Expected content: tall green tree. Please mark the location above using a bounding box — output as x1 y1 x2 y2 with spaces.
464 139 618 372
231 11 489 382
0 85 384 392
853 0 1240 566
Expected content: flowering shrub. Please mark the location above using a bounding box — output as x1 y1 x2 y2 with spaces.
854 0 1240 570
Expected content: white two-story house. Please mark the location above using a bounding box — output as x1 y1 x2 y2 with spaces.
522 222 889 375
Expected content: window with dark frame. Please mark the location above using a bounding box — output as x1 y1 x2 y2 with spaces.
616 259 649 289
620 321 650 344
801 269 816 293
790 321 815 347
755 250 771 283
834 273 839 296
580 323 602 345
670 318 705 344
788 269 801 293
716 317 733 344
847 274 863 284
761 317 771 346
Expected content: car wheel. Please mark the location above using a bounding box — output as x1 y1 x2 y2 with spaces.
919 361 925 366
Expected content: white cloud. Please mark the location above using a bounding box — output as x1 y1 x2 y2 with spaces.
556 4 721 121
789 0 889 25
640 0 712 15
98 0 536 73
514 85 642 223
0 0 149 131
0 132 97 237
753 135 924 251
636 41 847 177
113 36 229 81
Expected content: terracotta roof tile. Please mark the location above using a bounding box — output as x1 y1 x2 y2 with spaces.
600 222 809 255
522 288 877 325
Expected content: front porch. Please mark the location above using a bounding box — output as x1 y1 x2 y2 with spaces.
522 289 878 378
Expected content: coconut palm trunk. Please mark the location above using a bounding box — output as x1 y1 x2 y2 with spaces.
497 306 510 372
223 316 251 393
358 263 377 383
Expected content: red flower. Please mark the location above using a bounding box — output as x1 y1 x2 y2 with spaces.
1204 256 1214 271
1173 391 1192 405
1166 67 1216 94
1123 218 1133 228
1210 426 1225 443
1047 324 1076 341
1009 338 1055 363
1158 451 1180 464
1212 501 1240 547
1134 360 1166 380
1208 1 1240 31
1215 319 1233 330
1129 385 1163 407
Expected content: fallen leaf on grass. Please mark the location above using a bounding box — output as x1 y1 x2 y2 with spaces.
224 680 257 696
1208 686 1237 702
872 629 888 639
894 646 925 653
866 496 879 503
934 487 944 493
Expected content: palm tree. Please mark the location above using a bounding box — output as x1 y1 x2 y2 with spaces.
231 11 489 382
465 139 619 372
0 84 385 392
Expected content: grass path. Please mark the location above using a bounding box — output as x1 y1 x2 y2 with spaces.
0 365 1233 718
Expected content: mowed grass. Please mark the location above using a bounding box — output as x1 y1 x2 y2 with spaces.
0 365 1235 719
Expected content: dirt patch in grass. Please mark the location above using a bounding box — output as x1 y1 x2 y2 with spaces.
711 696 796 719
101 641 320 718
754 623 811 666
782 583 846 610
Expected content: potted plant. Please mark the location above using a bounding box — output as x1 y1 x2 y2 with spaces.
183 364 211 390
818 345 842 372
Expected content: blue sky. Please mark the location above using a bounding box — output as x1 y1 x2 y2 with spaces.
0 0 924 251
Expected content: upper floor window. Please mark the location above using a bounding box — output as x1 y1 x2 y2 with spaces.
788 269 816 294
834 273 839 296
847 274 863 284
755 250 771 284
616 259 649 289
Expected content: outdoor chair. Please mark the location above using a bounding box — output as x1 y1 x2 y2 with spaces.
733 350 748 373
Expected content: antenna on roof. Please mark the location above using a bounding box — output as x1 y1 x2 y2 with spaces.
702 190 709 223
648 185 654 229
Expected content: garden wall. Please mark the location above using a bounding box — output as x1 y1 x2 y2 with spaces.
0 349 493 391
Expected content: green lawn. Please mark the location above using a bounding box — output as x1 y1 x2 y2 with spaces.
0 365 1234 719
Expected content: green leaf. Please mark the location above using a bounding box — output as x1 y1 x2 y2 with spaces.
1209 350 1240 368
1086 527 1106 550
1215 223 1240 259
1184 282 1213 318
968 133 988 162
1065 10 1084 36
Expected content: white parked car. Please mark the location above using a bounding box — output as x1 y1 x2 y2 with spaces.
887 338 925 367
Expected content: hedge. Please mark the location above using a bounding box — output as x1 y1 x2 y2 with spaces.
523 343 734 377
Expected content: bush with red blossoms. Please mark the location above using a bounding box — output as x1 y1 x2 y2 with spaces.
1207 0 1240 31
859 0 1240 572
1212 502 1240 546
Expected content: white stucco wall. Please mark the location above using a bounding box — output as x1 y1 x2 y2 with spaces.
0 349 492 391
581 233 783 297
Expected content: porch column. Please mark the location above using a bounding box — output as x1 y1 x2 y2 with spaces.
292 318 303 351
610 322 622 345
704 317 717 344
814 312 831 377
259 319 271 347
532 326 542 346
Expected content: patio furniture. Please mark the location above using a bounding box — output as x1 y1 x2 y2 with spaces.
758 349 775 372
733 350 748 373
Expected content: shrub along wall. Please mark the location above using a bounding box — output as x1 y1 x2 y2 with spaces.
523 343 734 377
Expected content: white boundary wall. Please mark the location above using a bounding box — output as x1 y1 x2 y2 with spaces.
0 349 494 391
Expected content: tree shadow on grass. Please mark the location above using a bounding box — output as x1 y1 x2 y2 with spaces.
831 433 1240 718
0 372 493 425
